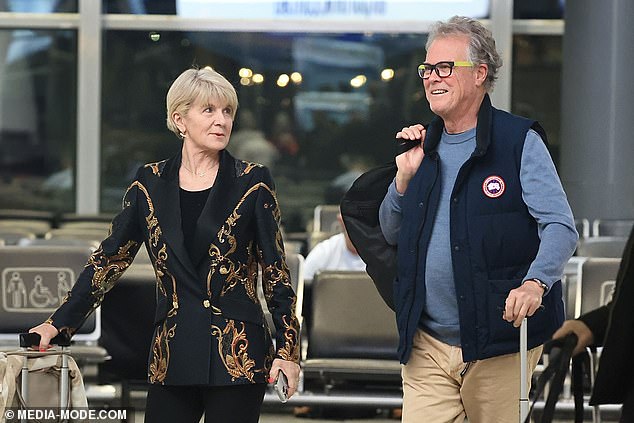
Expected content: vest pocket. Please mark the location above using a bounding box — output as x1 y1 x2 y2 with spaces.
486 278 522 344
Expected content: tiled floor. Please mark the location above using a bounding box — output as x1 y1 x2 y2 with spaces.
123 405 622 423
102 388 623 422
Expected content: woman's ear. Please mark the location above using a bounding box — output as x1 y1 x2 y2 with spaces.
172 112 185 134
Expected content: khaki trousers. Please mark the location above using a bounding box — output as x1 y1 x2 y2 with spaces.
402 329 542 423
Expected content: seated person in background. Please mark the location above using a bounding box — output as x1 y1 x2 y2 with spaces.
552 225 634 423
304 212 366 282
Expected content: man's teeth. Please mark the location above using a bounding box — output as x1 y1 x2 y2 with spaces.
432 89 447 94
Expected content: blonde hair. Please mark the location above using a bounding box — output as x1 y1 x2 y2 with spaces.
426 16 502 92
166 66 239 137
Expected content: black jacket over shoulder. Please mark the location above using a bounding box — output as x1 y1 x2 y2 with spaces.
49 150 300 386
580 226 634 405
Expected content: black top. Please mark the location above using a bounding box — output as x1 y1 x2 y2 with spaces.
180 187 211 258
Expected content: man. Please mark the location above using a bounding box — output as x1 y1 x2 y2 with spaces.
304 212 366 281
552 225 634 422
377 16 578 422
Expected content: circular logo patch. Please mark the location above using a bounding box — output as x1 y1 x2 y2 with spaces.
482 175 505 198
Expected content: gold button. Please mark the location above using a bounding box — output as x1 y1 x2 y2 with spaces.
219 266 228 275
203 300 210 308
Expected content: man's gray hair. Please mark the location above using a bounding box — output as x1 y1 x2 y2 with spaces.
426 16 502 92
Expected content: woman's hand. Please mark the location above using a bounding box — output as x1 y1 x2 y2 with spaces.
28 323 59 351
552 319 595 356
269 358 301 399
395 124 426 194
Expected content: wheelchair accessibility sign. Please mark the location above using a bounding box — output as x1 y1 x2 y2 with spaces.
1 267 75 312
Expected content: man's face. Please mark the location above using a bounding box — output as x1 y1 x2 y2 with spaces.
423 35 484 122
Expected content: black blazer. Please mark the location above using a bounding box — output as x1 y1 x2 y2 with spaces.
580 226 634 405
49 150 300 386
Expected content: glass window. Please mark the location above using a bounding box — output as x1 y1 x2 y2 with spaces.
513 0 564 19
511 35 562 164
0 29 77 212
103 0 176 14
101 30 433 231
0 0 77 13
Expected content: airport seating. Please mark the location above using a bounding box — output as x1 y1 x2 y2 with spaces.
45 228 108 243
302 271 401 390
312 205 341 234
576 236 628 259
308 205 342 252
0 228 36 245
575 218 590 239
0 209 55 237
573 257 620 318
0 245 112 401
591 218 634 237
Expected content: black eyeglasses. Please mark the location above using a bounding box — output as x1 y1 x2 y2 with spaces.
417 61 474 79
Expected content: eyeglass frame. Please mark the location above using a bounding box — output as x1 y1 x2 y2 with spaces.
417 61 475 80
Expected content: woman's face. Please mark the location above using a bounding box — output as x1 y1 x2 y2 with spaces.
177 96 234 152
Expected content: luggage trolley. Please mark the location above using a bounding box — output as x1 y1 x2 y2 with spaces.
16 332 72 423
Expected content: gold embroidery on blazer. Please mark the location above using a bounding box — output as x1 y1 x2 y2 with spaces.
149 322 176 383
210 183 277 292
276 313 301 362
144 159 167 176
87 240 137 302
127 181 178 313
206 177 300 365
211 320 262 382
239 161 262 176
243 248 259 303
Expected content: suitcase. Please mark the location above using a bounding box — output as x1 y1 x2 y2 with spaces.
1 333 87 422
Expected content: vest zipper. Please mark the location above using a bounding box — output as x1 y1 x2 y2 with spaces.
404 154 440 347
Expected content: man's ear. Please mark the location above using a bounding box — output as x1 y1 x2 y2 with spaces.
475 63 488 87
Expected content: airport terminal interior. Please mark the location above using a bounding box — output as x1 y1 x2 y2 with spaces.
1 0 633 422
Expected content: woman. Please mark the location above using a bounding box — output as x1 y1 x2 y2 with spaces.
29 67 301 423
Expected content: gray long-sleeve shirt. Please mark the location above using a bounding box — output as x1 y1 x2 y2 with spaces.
379 128 578 346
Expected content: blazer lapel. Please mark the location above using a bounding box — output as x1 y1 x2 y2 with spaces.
190 150 240 267
148 152 198 279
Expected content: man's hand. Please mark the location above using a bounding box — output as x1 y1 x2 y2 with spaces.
269 358 301 399
395 124 426 194
28 322 59 351
552 319 595 356
503 280 544 327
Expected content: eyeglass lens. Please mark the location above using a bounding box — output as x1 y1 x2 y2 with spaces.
420 62 453 79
